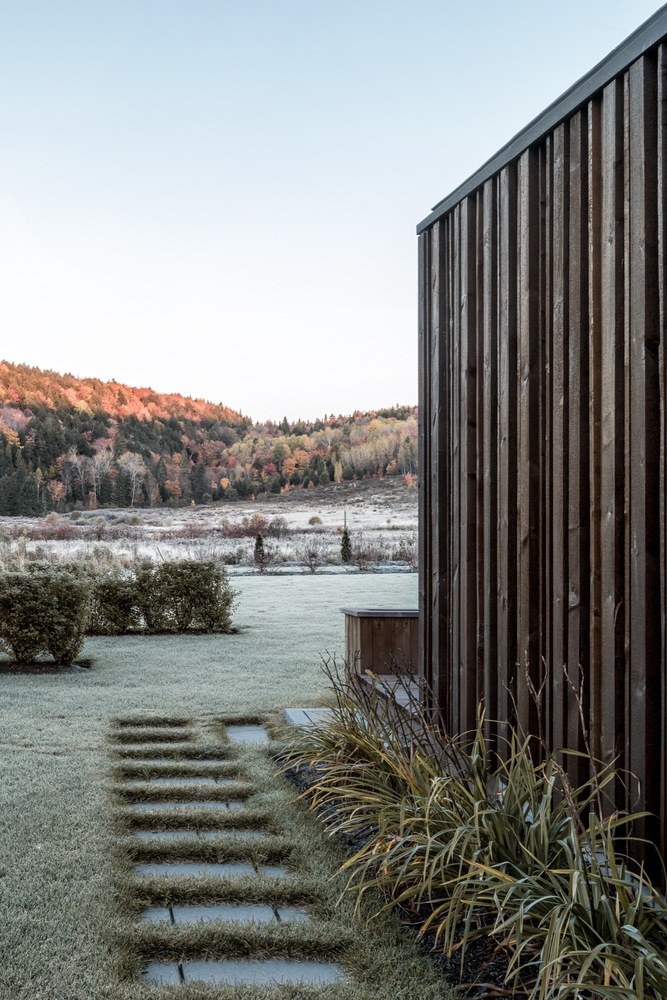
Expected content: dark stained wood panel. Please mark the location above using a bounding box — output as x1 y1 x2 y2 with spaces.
418 37 667 871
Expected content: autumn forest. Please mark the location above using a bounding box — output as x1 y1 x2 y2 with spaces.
0 361 418 516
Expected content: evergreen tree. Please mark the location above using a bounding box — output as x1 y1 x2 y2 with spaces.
254 532 271 573
341 527 352 564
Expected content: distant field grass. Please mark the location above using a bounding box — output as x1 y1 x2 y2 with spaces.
0 574 449 1000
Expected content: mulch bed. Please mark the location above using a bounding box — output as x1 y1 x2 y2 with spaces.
277 754 531 999
0 658 93 674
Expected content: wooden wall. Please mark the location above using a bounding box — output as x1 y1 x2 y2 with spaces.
418 45 667 862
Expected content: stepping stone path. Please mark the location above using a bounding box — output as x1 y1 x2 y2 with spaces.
110 716 346 989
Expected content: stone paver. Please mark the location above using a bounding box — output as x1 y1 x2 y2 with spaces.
275 906 310 923
256 864 290 878
125 800 246 812
199 829 266 839
181 958 344 984
140 906 171 923
226 725 268 744
135 861 255 877
284 707 335 728
171 903 277 924
124 777 231 787
132 830 198 841
120 747 228 769
141 962 182 984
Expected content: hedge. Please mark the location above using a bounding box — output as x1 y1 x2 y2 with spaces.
87 560 236 636
0 560 237 665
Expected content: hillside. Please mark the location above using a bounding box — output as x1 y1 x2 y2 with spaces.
0 361 418 515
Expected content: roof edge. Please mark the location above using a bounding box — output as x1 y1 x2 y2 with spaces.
417 4 667 235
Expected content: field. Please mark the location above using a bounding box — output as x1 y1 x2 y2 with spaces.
0 498 451 1000
0 478 417 574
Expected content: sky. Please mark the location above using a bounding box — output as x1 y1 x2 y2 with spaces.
0 0 664 423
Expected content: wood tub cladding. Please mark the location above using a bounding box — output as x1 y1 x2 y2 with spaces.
418 9 667 873
341 608 419 677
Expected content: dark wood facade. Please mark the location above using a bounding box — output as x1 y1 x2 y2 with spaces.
417 9 667 860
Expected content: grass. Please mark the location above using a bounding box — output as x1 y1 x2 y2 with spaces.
0 573 454 999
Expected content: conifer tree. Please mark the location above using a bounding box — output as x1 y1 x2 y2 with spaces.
341 527 352 564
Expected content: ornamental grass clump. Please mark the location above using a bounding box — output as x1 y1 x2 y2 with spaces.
283 664 667 998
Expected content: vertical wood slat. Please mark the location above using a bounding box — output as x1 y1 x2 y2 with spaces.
536 141 548 743
658 43 667 868
417 37 667 870
628 54 661 850
482 179 498 736
429 222 444 712
599 76 626 812
540 137 553 751
497 164 518 738
516 148 541 737
588 96 603 765
551 121 569 752
417 231 431 703
567 110 590 777
459 197 478 735
450 207 461 735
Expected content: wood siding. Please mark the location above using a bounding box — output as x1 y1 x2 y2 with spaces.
418 46 667 864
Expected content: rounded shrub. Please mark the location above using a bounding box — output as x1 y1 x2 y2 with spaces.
0 569 92 665
135 561 237 633
88 574 141 635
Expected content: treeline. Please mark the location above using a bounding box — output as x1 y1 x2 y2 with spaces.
0 361 417 515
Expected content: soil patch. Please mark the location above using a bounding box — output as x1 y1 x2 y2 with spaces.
0 658 93 674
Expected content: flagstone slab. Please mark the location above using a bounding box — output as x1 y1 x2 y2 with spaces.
226 725 269 744
275 906 310 923
140 906 172 923
133 830 199 841
198 829 266 840
181 958 344 984
126 800 246 812
256 864 290 878
171 903 278 924
135 861 255 877
284 707 334 728
122 758 231 766
124 777 226 787
141 962 182 984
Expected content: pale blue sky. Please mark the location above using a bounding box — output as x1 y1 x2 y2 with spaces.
0 1 663 421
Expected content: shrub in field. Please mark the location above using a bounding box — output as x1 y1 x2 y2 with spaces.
300 540 325 574
253 533 273 573
284 665 667 999
88 573 141 635
43 572 91 664
0 569 91 665
135 561 236 633
351 533 382 571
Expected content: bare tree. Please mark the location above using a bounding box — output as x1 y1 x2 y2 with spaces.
65 446 89 502
89 450 114 501
300 539 325 574
118 452 146 506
